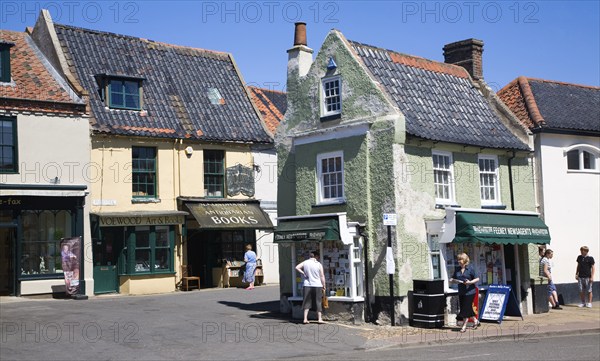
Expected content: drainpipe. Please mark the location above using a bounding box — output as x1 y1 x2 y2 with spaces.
508 151 516 211
359 226 372 323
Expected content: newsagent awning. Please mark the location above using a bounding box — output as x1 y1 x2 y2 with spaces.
185 201 273 229
274 213 353 245
440 208 551 245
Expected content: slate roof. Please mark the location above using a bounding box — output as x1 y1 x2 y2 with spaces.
498 77 600 133
348 40 529 150
248 86 286 134
0 30 84 114
53 24 272 143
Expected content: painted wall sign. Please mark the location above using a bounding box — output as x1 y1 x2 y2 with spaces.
99 215 185 227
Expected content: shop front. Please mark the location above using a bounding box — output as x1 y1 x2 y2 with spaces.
90 211 187 295
434 208 551 317
182 199 274 288
0 191 86 296
274 213 365 323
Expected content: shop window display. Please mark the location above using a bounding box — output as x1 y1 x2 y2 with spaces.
444 242 505 288
127 225 174 274
21 210 73 276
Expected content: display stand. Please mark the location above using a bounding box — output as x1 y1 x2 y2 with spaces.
214 260 264 288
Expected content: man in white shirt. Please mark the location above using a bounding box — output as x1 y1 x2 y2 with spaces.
295 251 327 324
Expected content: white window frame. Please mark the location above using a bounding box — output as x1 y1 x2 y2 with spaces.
564 144 600 173
432 150 455 205
478 154 501 205
321 76 342 117
316 151 345 205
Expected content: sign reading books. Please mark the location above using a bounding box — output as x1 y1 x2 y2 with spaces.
479 284 523 323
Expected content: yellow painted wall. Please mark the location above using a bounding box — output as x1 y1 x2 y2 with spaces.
119 274 176 295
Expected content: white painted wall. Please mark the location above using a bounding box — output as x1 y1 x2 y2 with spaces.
538 133 600 284
252 148 279 284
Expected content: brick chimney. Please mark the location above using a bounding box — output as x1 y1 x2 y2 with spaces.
287 22 313 80
443 39 484 80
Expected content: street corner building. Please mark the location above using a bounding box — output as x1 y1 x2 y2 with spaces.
275 23 552 325
0 27 89 296
1 9 281 297
498 77 600 304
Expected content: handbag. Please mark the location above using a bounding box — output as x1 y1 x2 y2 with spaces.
322 294 329 309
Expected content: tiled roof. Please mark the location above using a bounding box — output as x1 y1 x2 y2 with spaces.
248 86 286 134
53 24 272 143
348 40 529 150
498 77 600 133
0 30 84 114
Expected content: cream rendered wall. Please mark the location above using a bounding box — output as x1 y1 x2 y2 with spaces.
90 137 180 212
1 113 93 296
119 275 176 295
538 133 600 284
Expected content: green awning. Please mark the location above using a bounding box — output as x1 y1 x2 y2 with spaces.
274 217 340 243
453 212 550 245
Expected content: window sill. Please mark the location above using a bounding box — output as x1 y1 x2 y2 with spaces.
320 113 341 122
313 199 347 208
567 169 600 174
481 204 507 210
435 203 460 209
131 198 161 204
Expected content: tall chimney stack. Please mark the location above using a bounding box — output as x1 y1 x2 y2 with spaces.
443 39 484 80
287 22 313 80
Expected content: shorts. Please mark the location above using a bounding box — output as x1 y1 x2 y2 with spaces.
578 278 593 293
547 281 557 296
302 286 323 312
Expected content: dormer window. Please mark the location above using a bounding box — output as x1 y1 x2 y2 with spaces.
96 74 144 110
0 41 15 83
109 79 141 110
321 76 341 119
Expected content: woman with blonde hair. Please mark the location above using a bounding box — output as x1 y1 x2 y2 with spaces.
450 252 480 332
242 244 257 290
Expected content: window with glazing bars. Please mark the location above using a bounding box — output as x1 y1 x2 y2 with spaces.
109 79 141 110
322 78 341 115
432 152 453 203
204 150 225 197
0 117 17 173
479 156 500 203
132 147 156 198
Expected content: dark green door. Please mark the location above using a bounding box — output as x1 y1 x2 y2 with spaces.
0 227 16 296
93 228 122 294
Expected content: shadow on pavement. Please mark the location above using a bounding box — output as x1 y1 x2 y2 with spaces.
218 299 280 312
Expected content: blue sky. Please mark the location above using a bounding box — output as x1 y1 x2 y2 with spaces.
2 1 599 92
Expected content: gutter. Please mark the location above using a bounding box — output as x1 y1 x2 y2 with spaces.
508 150 516 211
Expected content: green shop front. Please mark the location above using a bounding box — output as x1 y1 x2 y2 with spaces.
435 208 551 317
274 213 365 323
90 211 187 295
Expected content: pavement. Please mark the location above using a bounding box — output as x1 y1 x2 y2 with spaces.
357 300 600 350
1 285 599 360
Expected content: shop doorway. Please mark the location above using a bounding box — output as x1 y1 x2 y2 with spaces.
0 227 16 296
186 230 256 288
93 228 123 294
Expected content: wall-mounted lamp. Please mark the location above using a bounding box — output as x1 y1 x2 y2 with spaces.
184 146 193 156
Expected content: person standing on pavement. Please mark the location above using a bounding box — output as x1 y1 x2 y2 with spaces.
242 244 257 290
576 246 595 308
295 250 326 324
540 249 562 310
450 253 480 332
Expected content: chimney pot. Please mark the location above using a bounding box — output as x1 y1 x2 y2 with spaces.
293 22 307 46
443 39 484 80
